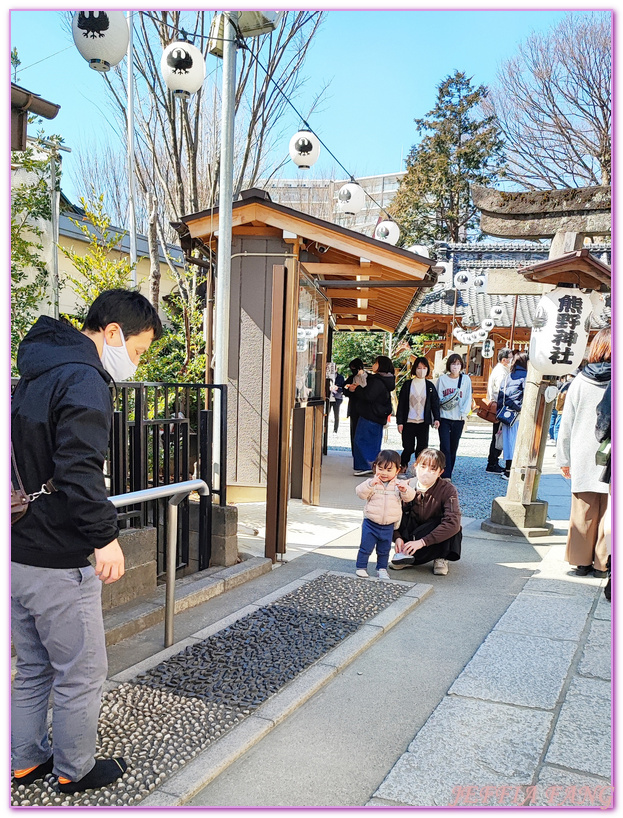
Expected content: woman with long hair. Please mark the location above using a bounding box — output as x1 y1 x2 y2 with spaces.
396 356 440 472
557 328 611 578
435 353 472 479
344 355 395 476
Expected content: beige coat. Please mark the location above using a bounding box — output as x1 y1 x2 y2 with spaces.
356 477 415 527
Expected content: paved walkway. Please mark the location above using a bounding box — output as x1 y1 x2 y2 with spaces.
11 420 612 808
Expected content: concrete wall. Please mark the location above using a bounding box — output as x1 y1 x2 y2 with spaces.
95 526 158 611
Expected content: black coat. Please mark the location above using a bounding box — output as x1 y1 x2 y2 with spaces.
595 380 611 484
395 378 440 427
349 372 395 425
11 316 119 568
497 366 527 412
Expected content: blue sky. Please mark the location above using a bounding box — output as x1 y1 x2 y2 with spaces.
8 6 583 204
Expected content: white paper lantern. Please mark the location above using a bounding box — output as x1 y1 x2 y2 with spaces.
407 244 430 258
473 272 488 292
482 339 495 359
475 328 489 342
72 11 129 72
452 326 463 339
529 288 593 376
161 41 206 99
481 318 495 332
490 305 505 320
289 130 321 168
454 271 474 290
374 220 400 245
336 183 365 215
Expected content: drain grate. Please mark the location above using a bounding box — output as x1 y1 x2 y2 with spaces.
11 573 411 807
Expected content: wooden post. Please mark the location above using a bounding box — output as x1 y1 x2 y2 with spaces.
509 294 519 349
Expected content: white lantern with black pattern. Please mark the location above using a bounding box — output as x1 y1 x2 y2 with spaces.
529 288 593 376
72 11 129 72
161 40 206 99
374 220 400 245
289 130 320 168
336 182 366 215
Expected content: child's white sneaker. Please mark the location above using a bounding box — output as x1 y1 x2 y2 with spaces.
355 569 369 578
377 568 390 580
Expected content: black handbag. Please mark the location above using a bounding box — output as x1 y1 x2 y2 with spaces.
496 377 519 426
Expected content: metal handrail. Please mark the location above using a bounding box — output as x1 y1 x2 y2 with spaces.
109 479 210 647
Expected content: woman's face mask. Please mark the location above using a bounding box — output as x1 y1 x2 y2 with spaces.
416 367 427 379
101 327 138 382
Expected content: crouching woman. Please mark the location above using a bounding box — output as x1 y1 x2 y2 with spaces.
389 448 462 576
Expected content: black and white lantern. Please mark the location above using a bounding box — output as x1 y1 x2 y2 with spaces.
473 272 488 292
289 130 320 168
475 328 489 342
490 305 505 320
454 271 473 290
407 244 430 258
481 318 495 332
529 288 593 376
374 220 400 245
336 182 366 215
482 339 495 358
161 40 206 99
72 11 129 72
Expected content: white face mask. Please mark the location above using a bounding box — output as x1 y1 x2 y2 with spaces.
416 368 427 379
101 327 137 382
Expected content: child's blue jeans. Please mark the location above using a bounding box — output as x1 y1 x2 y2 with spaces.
356 518 394 570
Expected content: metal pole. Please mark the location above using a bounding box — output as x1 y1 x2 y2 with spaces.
127 10 138 280
213 11 237 493
165 501 179 647
49 150 60 319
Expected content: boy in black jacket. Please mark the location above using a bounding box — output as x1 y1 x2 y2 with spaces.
11 290 161 793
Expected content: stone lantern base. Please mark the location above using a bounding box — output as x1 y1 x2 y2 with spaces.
481 497 554 538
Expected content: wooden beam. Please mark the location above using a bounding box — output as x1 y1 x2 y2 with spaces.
318 279 431 289
331 306 376 316
301 263 382 278
232 226 282 237
324 288 371 298
335 318 374 328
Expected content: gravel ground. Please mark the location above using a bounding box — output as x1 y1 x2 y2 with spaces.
328 407 506 519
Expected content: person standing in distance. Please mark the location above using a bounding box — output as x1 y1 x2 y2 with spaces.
11 289 162 793
396 356 440 474
484 348 512 474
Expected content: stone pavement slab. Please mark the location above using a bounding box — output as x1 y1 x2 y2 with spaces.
534 766 613 807
372 697 554 806
577 618 611 680
493 590 594 641
544 676 612 779
448 631 577 708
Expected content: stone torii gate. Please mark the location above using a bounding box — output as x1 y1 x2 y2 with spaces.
471 184 611 537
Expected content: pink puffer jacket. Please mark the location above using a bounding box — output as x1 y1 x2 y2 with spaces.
355 477 415 527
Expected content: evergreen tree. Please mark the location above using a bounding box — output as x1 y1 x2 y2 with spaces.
390 71 506 245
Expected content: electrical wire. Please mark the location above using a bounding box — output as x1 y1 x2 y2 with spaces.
19 10 408 237
137 10 406 232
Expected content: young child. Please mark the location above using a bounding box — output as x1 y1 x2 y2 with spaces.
390 448 462 576
355 449 415 579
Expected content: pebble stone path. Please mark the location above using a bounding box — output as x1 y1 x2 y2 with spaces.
11 574 409 807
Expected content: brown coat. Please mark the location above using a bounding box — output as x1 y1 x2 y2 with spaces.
400 477 461 547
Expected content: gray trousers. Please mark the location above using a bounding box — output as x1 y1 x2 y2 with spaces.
11 562 107 781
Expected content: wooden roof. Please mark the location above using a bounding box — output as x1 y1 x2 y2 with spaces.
518 249 611 291
176 189 434 333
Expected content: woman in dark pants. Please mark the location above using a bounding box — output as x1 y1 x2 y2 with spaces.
396 356 440 472
344 355 395 476
389 448 462 576
344 358 366 455
435 353 472 479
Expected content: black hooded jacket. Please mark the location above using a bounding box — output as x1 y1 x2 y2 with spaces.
350 372 395 425
11 316 119 568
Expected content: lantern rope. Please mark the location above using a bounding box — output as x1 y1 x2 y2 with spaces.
138 10 408 236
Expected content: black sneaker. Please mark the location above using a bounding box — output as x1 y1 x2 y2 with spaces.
571 565 593 577
485 464 504 474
